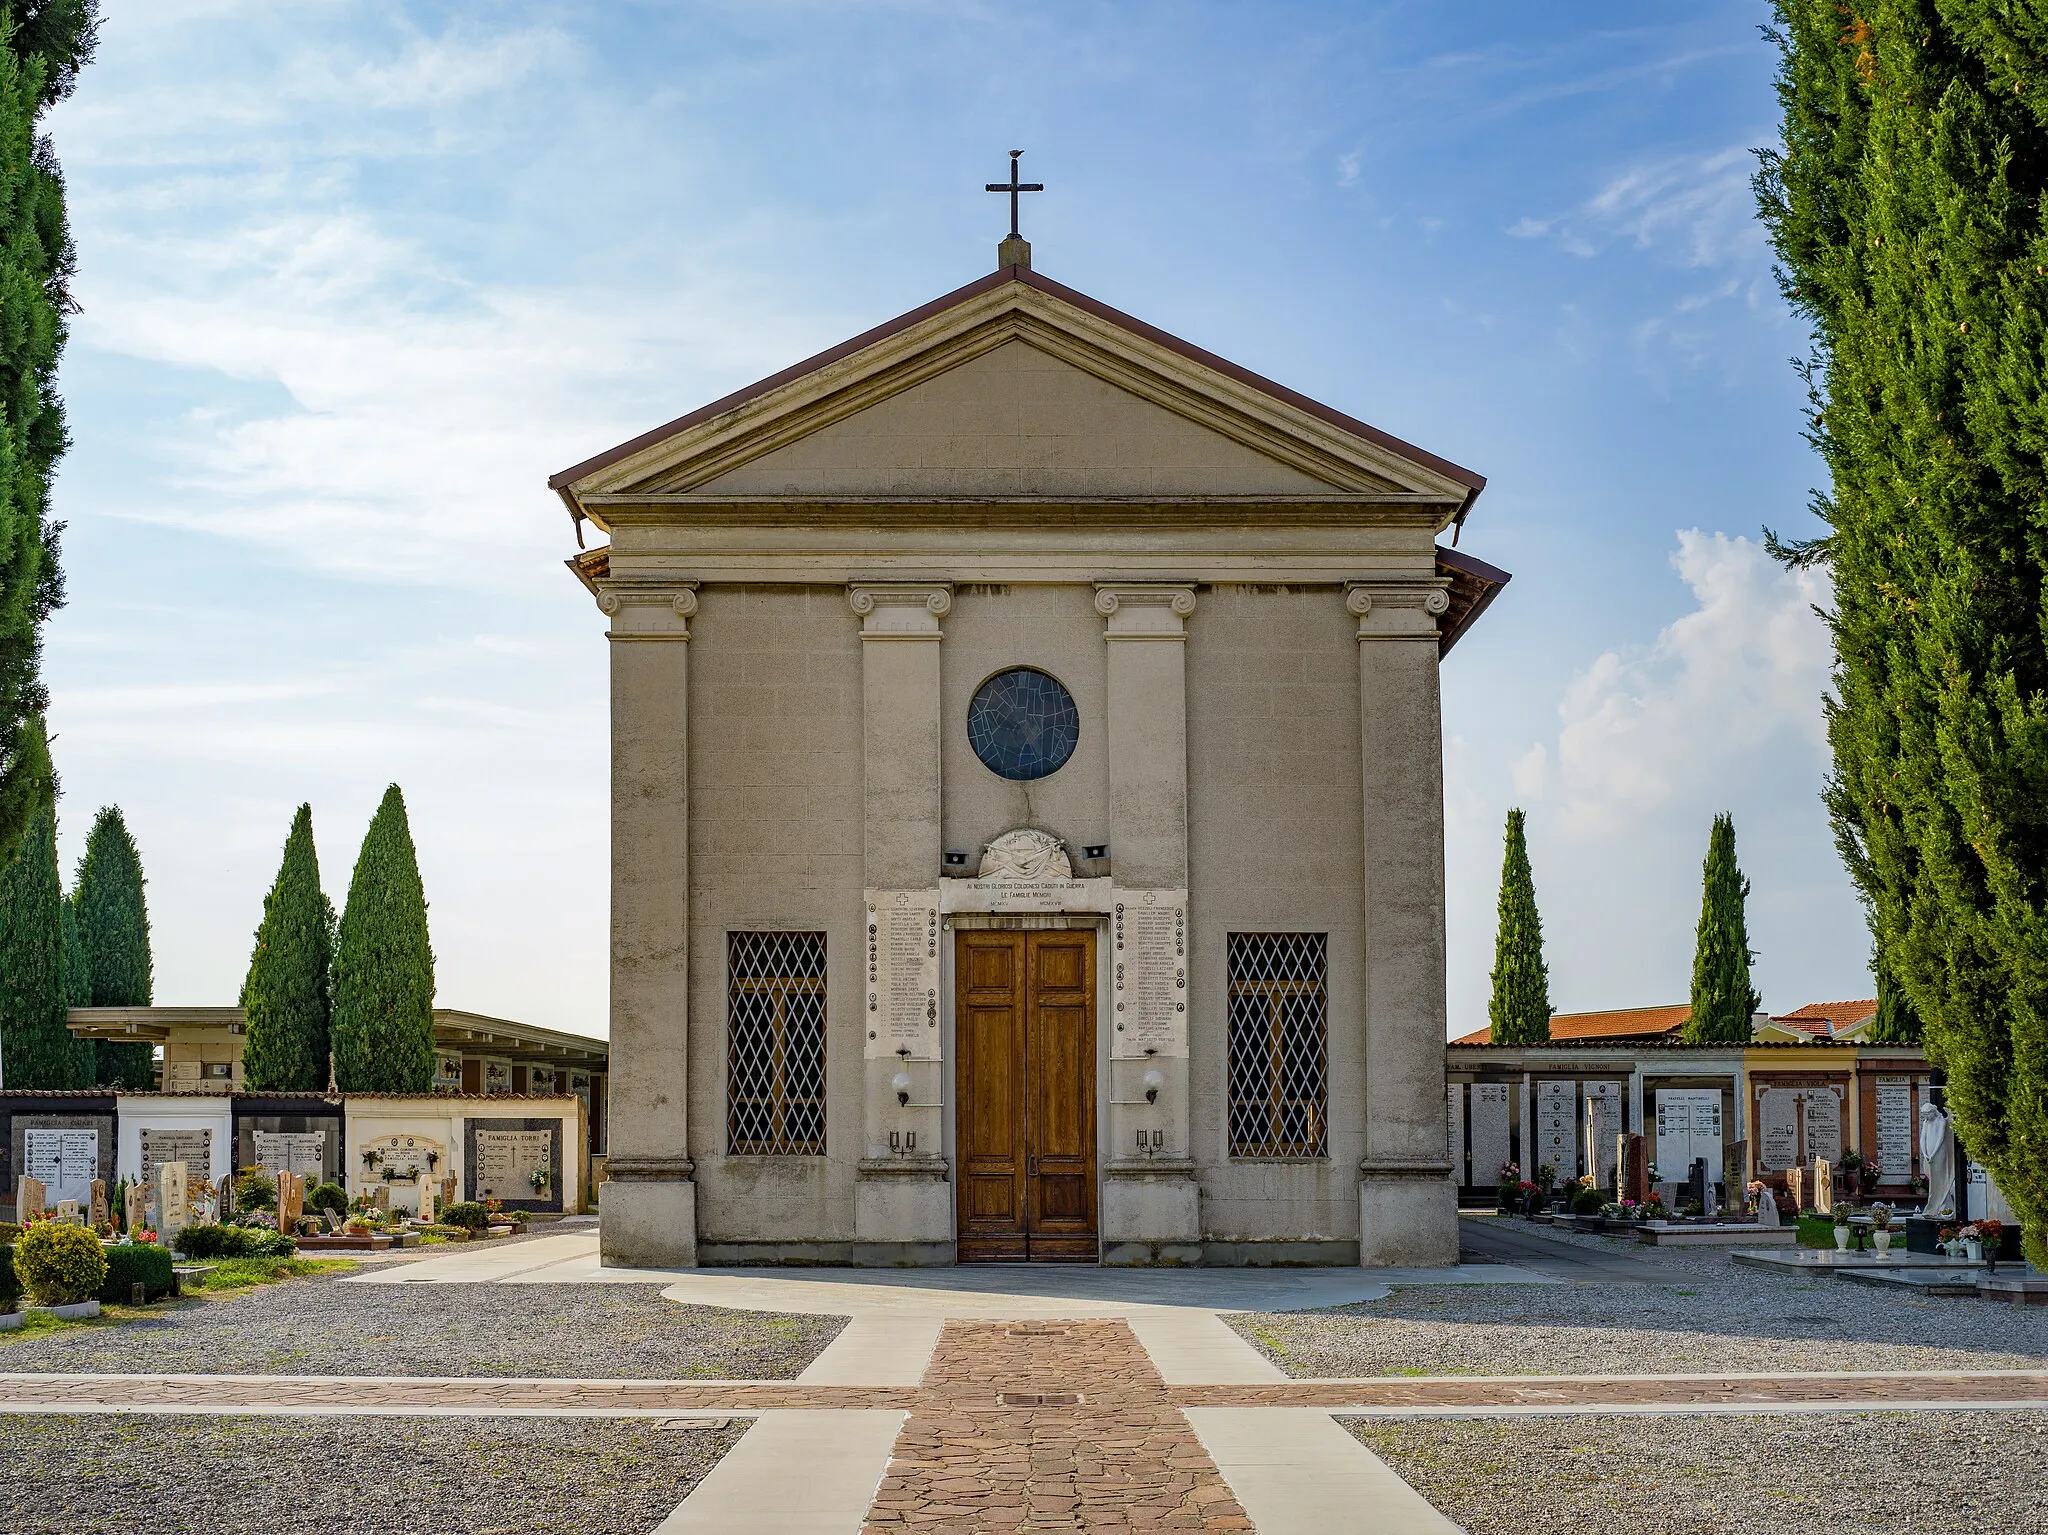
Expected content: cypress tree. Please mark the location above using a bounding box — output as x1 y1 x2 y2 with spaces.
1684 814 1759 1044
72 804 153 1087
0 5 95 862
57 885 82 1004
329 785 434 1093
240 804 336 1092
0 707 53 865
1487 808 1552 1044
1867 952 1924 1044
0 805 85 1086
1755 2 2048 1260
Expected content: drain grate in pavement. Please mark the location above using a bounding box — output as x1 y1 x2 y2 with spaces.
997 1392 1080 1406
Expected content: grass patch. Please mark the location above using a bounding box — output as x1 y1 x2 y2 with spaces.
183 1257 357 1293
0 1302 152 1346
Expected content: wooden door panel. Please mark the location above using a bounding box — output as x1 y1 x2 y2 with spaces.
955 928 1098 1263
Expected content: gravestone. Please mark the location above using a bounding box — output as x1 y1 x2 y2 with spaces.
217 1173 236 1220
89 1179 108 1232
1687 1157 1709 1213
1623 1133 1649 1205
1814 1158 1834 1215
1756 1184 1781 1227
276 1170 304 1235
55 1198 79 1223
124 1181 148 1235
158 1161 191 1248
1787 1166 1805 1213
320 1208 343 1233
14 1175 45 1223
370 1185 390 1215
416 1181 435 1224
22 1125 100 1207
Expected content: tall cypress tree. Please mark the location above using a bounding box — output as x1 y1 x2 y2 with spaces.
72 804 153 1087
1684 814 1759 1043
0 805 85 1086
1488 808 1552 1044
241 804 335 1092
0 707 52 866
1867 953 1925 1044
1756 2 2048 1261
0 5 95 863
329 785 434 1093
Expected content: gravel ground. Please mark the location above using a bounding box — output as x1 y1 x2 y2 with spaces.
0 1413 745 1534
1350 1411 2048 1535
0 1278 846 1379
1230 1242 2048 1376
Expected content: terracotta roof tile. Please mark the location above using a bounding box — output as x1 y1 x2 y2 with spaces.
1449 1004 1691 1047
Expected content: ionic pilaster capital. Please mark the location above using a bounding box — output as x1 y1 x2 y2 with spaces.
596 581 699 641
1346 577 1450 641
848 581 952 638
1094 582 1196 639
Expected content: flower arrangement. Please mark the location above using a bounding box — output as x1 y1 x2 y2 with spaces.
1871 1203 1892 1231
1833 1204 1852 1227
1639 1194 1667 1221
1534 1163 1558 1191
528 1167 551 1193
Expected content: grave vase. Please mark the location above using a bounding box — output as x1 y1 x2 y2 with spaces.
1874 1230 1892 1260
1832 1224 1851 1250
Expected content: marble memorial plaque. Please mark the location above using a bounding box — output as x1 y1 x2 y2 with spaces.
140 1128 211 1188
253 1130 327 1182
1111 890 1188 1060
472 1128 555 1202
1803 1088 1843 1167
1446 1083 1466 1183
1874 1077 1913 1181
1469 1084 1512 1184
22 1127 98 1207
1585 1083 1623 1188
863 889 941 1061
1757 1088 1800 1172
1656 1089 1725 1184
157 1161 190 1244
1536 1080 1578 1178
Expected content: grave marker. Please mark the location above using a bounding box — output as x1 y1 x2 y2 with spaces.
55 1198 79 1223
1814 1158 1834 1214
1622 1133 1649 1205
89 1178 108 1232
124 1181 148 1235
276 1170 304 1236
158 1161 190 1248
15 1175 46 1223
370 1185 390 1215
1787 1166 1805 1213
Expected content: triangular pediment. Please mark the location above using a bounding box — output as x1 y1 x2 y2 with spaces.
554 269 1484 518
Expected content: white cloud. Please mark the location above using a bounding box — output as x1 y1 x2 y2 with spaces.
1537 531 1830 834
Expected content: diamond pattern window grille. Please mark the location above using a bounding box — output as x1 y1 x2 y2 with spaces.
1226 932 1329 1159
727 931 827 1156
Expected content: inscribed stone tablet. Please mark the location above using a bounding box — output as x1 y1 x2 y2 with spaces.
863 890 942 1061
472 1128 555 1202
1803 1089 1843 1167
253 1130 327 1182
1757 1089 1800 1172
22 1127 98 1207
1111 891 1188 1060
89 1179 108 1231
158 1161 190 1243
14 1176 44 1222
124 1181 147 1234
1585 1083 1623 1187
1536 1081 1578 1178
1446 1084 1466 1183
1874 1078 1913 1180
140 1128 211 1188
1469 1084 1512 1184
1656 1089 1724 1184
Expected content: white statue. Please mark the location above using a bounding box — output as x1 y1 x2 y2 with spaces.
1756 1185 1780 1227
977 828 1072 882
1919 1101 1958 1219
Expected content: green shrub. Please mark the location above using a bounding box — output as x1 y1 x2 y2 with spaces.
233 1169 278 1211
1570 1184 1606 1216
14 1221 109 1305
98 1242 175 1305
173 1223 293 1260
439 1201 488 1230
0 1244 18 1313
307 1182 347 1217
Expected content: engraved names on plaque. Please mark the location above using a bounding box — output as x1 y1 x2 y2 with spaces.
1112 890 1187 1059
140 1128 211 1188
1535 1080 1578 1178
472 1129 554 1201
863 890 940 1061
22 1128 98 1207
1874 1076 1914 1180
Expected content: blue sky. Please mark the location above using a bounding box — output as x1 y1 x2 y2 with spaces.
41 1 1863 1037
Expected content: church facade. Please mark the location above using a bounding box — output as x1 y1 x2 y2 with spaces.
554 248 1507 1268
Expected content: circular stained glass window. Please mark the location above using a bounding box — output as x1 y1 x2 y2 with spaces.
966 668 1079 781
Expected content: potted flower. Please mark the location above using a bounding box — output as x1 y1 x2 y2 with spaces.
1978 1218 2004 1273
1871 1203 1893 1259
1832 1204 1853 1250
528 1167 551 1195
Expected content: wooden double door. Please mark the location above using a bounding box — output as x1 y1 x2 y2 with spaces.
954 929 1099 1262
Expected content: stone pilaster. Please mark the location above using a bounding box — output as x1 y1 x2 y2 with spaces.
1095 582 1201 1265
596 580 699 1268
850 582 954 1259
1348 575 1458 1267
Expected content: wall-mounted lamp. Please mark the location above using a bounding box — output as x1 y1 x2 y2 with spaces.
892 1071 913 1107
1142 1068 1164 1105
1082 844 1109 860
943 849 970 868
1134 1129 1164 1154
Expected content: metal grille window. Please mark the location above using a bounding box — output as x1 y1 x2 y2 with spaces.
1226 933 1329 1158
727 932 827 1155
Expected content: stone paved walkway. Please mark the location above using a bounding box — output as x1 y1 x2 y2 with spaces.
11 1230 2046 1532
